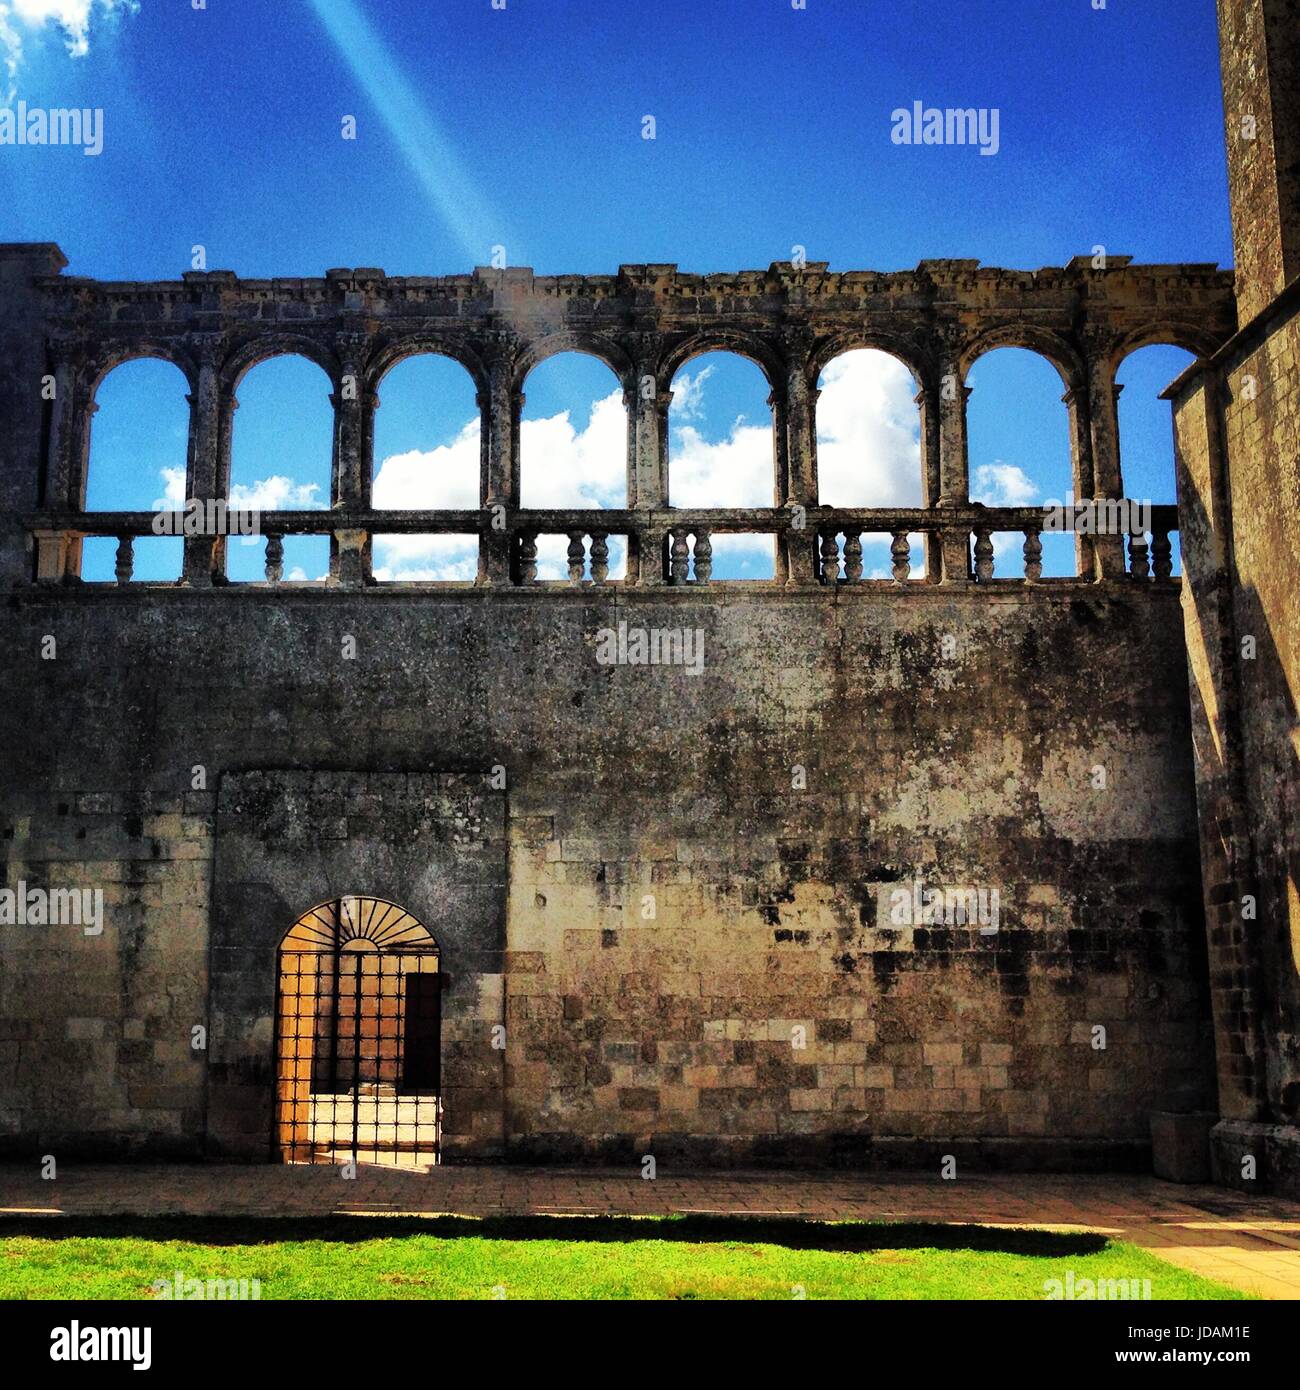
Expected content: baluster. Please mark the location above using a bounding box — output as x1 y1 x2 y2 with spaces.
263 533 284 584
517 530 538 585
567 531 587 586
843 532 863 583
589 531 609 585
114 535 134 586
693 529 711 584
1151 528 1173 580
1023 527 1043 584
1128 531 1150 580
973 528 994 583
890 530 911 584
670 531 690 584
819 530 841 584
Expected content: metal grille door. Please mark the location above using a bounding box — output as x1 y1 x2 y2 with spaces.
275 898 441 1166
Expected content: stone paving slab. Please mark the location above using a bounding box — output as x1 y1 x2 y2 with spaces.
1 1165 1298 1299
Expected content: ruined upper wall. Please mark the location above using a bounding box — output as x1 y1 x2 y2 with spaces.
22 254 1235 393
0 246 1238 593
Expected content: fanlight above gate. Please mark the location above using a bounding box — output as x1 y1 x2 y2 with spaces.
279 895 440 955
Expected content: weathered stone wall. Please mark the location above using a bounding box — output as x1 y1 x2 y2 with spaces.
1170 288 1300 1193
1218 0 1300 324
0 584 1213 1165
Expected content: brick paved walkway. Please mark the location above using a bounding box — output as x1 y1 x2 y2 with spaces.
2 1165 1298 1298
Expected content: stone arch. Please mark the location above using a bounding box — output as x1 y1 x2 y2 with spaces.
809 331 932 392
660 330 782 394
518 347 629 512
83 354 193 510
370 350 483 581
79 354 192 581
513 333 635 394
85 342 199 398
225 352 335 581
221 333 342 395
1110 323 1222 371
368 338 489 400
961 325 1084 392
966 344 1078 577
814 346 925 508
665 345 777 520
1114 342 1200 560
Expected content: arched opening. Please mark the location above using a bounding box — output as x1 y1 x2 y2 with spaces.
520 350 628 578
82 357 188 581
275 896 441 1167
227 354 333 583
668 350 775 579
816 347 925 578
372 352 480 582
967 347 1075 578
1116 343 1197 577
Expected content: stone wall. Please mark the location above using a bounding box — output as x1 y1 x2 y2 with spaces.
1170 286 1300 1193
1217 0 1300 323
0 583 1214 1165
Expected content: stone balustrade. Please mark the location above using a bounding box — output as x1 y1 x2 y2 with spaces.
25 503 1180 587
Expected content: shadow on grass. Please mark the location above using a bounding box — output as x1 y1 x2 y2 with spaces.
0 1214 1110 1258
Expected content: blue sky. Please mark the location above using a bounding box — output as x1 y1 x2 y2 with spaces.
0 0 1229 580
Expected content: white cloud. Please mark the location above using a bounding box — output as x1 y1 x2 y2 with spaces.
372 418 480 509
321 352 931 581
972 461 1037 506
155 466 186 509
519 391 627 508
228 476 325 510
1 0 136 94
372 533 479 583
667 419 773 509
815 350 922 507
669 364 714 422
155 470 325 514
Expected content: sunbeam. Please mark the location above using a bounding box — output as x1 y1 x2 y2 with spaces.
305 0 503 266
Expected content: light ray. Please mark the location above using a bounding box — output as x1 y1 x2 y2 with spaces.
306 0 504 266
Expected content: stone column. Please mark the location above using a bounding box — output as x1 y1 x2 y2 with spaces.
1062 384 1095 577
626 353 668 583
182 338 225 586
782 333 819 586
44 345 80 510
481 342 521 585
916 382 942 582
330 334 373 587
1085 343 1126 580
935 343 972 585
627 333 666 509
38 342 83 581
768 386 790 583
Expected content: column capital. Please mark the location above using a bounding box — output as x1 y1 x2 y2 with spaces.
779 322 816 368
190 331 228 370
481 328 522 371
625 326 664 367
929 319 970 367
45 334 87 369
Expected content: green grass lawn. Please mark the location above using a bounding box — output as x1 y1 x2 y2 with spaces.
0 1214 1250 1300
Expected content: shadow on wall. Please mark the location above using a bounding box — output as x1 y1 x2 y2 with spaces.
1174 398 1300 1130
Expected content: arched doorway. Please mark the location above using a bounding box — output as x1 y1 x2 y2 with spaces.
274 897 441 1167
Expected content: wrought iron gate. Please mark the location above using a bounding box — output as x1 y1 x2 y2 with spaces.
275 897 441 1166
